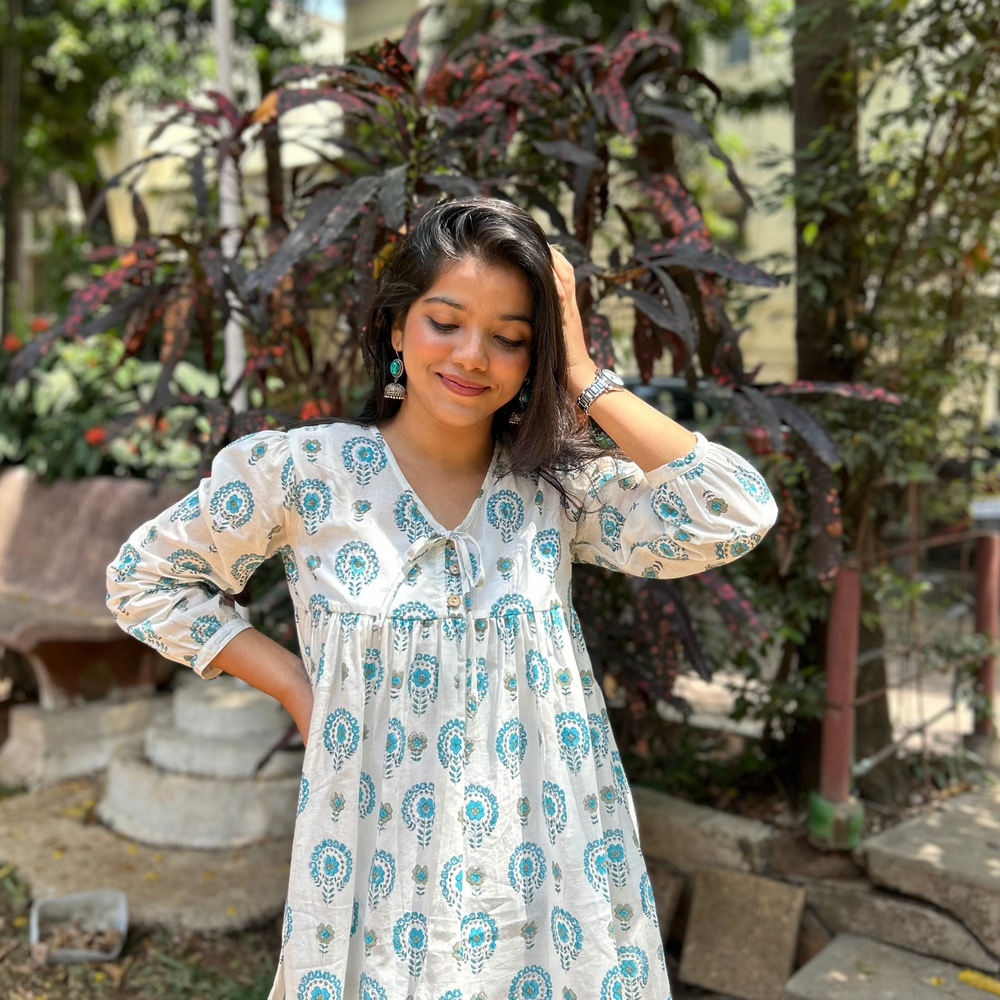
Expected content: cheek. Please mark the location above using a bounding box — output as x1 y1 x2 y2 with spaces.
402 319 450 367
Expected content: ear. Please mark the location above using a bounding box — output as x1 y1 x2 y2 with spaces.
390 319 404 353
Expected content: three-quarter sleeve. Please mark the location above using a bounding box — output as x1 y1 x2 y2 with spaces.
566 431 778 579
105 429 296 679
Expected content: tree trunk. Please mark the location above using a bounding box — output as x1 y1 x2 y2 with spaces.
793 0 908 801
0 0 23 336
792 0 861 382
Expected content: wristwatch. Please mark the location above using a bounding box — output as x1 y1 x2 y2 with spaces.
576 368 625 414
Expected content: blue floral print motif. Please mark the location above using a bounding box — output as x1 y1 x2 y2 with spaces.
113 543 141 582
169 493 200 523
442 616 467 642
308 839 352 904
190 614 223 647
507 842 547 904
276 544 299 584
466 658 488 717
551 906 583 971
391 602 437 652
367 849 396 910
297 969 342 1000
491 593 534 655
542 780 567 845
230 552 265 588
322 708 360 772
352 499 372 522
639 872 658 928
401 781 435 848
604 829 630 887
529 528 561 580
280 456 296 509
167 547 211 576
297 776 309 815
283 903 293 946
437 719 466 783
704 492 729 515
359 771 376 818
294 479 333 536
301 438 322 463
127 620 167 653
407 653 439 715
334 541 380 597
384 718 405 777
616 945 650 1000
392 911 429 977
733 461 772 503
393 490 433 543
651 484 692 524
525 648 550 698
248 440 268 465
463 784 498 847
610 750 629 805
363 649 384 705
440 855 463 908
359 974 387 1000
597 505 626 553
555 712 591 773
485 489 524 543
508 965 552 1000
461 911 498 974
583 836 610 901
496 555 514 581
208 480 254 532
408 731 427 762
495 718 527 778
308 594 333 628
342 435 387 487
589 711 610 768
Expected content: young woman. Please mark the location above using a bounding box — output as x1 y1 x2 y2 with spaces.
106 198 777 1000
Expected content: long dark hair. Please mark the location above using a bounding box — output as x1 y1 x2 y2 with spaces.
288 197 603 487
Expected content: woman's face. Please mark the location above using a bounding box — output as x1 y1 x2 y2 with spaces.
391 255 534 430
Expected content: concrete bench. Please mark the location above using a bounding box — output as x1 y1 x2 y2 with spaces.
0 464 187 709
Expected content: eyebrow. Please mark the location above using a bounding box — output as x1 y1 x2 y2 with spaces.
423 295 532 326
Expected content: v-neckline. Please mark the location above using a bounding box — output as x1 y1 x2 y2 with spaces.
372 425 499 535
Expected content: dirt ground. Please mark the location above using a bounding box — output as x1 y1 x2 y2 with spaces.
0 858 280 1000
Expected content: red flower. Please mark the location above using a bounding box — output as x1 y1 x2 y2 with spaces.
299 400 321 419
29 316 50 332
84 425 107 446
2 333 22 350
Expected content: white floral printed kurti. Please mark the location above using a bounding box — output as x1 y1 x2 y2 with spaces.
106 420 777 1000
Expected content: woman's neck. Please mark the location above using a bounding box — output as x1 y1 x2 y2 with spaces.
378 397 495 474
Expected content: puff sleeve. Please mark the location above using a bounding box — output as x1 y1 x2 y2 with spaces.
566 432 778 579
105 429 296 679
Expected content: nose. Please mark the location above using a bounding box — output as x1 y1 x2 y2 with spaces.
450 329 489 371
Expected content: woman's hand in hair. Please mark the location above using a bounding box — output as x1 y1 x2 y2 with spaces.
550 247 597 396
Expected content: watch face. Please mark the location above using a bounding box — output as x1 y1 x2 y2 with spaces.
603 369 625 387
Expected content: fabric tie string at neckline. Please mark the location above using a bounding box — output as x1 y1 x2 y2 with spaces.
374 529 485 630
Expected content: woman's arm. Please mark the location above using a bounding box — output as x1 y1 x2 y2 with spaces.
210 629 315 746
551 247 698 471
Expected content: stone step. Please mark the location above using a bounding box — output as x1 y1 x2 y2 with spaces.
96 747 298 849
633 784 777 875
173 677 291 741
860 784 1000 955
144 724 304 779
784 934 989 999
0 695 171 789
801 878 998 973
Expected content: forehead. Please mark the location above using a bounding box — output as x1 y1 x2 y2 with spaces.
422 257 533 316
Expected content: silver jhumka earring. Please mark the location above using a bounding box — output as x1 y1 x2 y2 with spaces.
384 351 406 399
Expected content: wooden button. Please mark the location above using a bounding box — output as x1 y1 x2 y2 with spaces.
446 594 461 608
448 564 461 576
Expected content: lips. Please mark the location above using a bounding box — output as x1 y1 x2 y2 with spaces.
437 373 490 396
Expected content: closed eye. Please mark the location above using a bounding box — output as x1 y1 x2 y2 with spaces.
428 318 458 332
